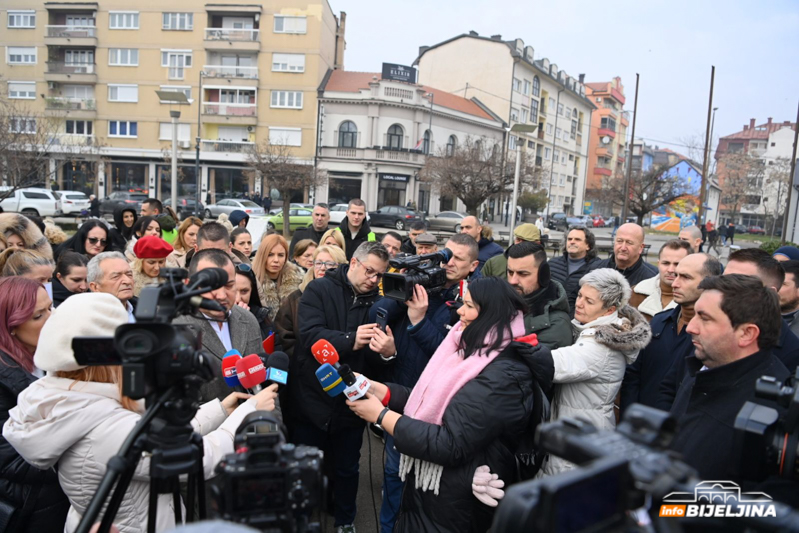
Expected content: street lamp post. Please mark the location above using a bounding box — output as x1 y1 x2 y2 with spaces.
155 90 189 213
545 89 564 222
508 123 539 239
195 71 206 217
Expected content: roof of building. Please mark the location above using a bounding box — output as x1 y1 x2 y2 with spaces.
585 82 609 92
721 119 796 141
322 70 499 122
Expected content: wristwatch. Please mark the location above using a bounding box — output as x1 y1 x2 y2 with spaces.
375 407 391 430
381 350 397 362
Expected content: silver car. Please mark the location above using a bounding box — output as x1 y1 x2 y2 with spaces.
205 199 265 219
425 211 466 233
328 203 370 225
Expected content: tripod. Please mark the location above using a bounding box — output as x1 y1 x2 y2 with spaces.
75 385 207 533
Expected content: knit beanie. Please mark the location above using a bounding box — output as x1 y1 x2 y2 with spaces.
774 246 799 261
34 292 128 372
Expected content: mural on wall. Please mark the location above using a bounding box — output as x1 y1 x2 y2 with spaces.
650 161 703 232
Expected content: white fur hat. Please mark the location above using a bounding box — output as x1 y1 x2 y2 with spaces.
34 292 128 372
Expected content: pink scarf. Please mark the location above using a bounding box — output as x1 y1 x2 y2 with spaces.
403 312 526 425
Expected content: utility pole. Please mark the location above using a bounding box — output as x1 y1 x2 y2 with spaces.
697 66 715 226
782 99 799 243
545 88 564 221
194 70 205 217
621 73 639 222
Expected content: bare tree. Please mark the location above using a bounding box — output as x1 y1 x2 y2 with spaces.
601 164 692 225
717 152 763 225
419 136 542 216
247 141 326 238
763 157 792 237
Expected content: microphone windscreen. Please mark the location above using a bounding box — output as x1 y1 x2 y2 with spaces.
266 351 290 385
311 339 339 366
222 354 241 387
236 354 266 390
223 349 242 359
315 363 345 397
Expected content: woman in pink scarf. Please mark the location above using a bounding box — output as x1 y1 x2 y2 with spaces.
348 277 539 533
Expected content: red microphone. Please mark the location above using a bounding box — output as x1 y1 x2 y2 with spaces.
311 339 340 366
222 354 242 388
235 354 267 393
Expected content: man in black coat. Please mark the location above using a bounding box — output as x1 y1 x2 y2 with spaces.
597 222 658 286
289 203 330 257
337 199 376 259
400 221 427 255
292 241 389 530
549 227 602 316
89 194 100 217
669 275 789 482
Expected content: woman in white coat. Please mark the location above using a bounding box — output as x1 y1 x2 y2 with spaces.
3 292 279 533
537 268 651 476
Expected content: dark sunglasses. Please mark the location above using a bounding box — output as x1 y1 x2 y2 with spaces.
235 263 252 274
87 237 107 246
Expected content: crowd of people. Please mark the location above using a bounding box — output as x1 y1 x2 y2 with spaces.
1 197 799 533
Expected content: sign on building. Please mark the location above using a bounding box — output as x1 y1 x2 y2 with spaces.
382 63 417 84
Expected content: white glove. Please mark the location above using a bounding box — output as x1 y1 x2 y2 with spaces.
471 465 505 507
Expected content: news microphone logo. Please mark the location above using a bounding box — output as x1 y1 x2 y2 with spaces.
344 375 370 400
311 339 338 366
266 368 287 386
315 363 345 397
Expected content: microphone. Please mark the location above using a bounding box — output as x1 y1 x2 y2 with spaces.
189 296 228 314
188 267 228 292
235 353 266 393
311 339 370 400
311 339 339 366
315 363 346 397
265 351 289 389
222 349 242 387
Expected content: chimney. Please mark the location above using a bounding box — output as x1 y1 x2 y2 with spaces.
468 30 478 36
750 118 756 129
785 121 792 125
743 125 748 131
490 34 502 40
767 117 773 125
418 45 430 57
579 73 585 83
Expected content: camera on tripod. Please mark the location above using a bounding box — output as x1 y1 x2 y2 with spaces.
735 368 799 481
382 248 453 302
212 411 324 532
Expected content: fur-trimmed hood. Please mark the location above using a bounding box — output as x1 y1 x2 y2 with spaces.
577 305 652 362
0 213 53 259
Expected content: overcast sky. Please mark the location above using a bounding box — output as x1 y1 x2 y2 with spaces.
331 0 798 157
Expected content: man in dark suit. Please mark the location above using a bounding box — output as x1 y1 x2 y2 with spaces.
173 249 263 403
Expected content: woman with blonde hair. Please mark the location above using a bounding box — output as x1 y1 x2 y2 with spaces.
130 236 173 297
0 213 53 259
0 248 54 284
252 234 304 321
320 227 346 251
165 216 203 268
3 292 279 533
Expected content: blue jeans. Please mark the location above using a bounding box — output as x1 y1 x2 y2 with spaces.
292 423 363 527
380 433 403 533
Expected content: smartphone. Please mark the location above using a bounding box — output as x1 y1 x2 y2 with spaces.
376 307 388 332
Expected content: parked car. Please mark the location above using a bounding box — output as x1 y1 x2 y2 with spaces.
265 208 313 232
100 191 148 217
0 187 62 217
327 203 371 225
591 215 605 228
567 215 589 227
204 198 263 219
748 226 766 235
426 211 466 233
53 190 90 216
268 203 314 215
734 224 748 234
368 205 424 230
160 197 203 219
547 213 568 231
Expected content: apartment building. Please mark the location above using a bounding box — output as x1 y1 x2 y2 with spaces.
414 32 596 218
1 0 345 201
315 70 505 214
583 77 628 217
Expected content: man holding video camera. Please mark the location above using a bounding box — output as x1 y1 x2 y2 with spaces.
368 233 479 533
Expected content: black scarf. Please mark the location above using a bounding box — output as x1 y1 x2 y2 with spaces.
524 282 559 317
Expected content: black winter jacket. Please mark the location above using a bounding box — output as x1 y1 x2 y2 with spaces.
51 277 79 308
548 253 602 316
337 217 376 259
476 237 503 273
109 205 137 251
388 343 550 533
669 350 789 482
597 254 658 287
293 266 383 431
400 238 416 255
0 351 69 532
288 225 329 257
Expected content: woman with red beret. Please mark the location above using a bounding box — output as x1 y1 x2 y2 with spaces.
131 235 173 297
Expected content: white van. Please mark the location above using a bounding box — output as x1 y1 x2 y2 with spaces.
0 187 63 217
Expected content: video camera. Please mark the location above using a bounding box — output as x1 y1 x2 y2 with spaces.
382 248 453 302
735 368 799 481
212 411 324 533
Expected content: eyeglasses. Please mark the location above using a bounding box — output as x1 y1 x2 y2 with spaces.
313 261 338 269
235 263 252 274
355 258 384 280
87 237 107 246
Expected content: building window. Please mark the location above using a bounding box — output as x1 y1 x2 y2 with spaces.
546 124 553 135
9 117 35 133
65 49 93 65
533 76 540 97
557 103 564 116
161 50 192 79
338 121 357 148
387 124 404 150
554 149 560 161
565 108 571 119
573 107 579 118
108 84 138 102
8 10 35 28
109 120 137 137
511 108 519 122
512 78 522 92
559 174 565 185
523 79 531 95
521 108 529 123
108 48 138 66
509 135 517 150
272 53 305 72
268 127 302 146
66 120 93 136
563 130 570 141
544 147 551 159
109 12 139 29
7 81 35 99
600 117 617 131
159 85 191 102
7 46 36 64
571 120 577 138
556 127 562 139
274 15 307 34
162 13 193 30
270 90 303 109
549 97 555 110
158 122 191 141
446 135 456 156
530 99 539 122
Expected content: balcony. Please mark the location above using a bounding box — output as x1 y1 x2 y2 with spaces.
204 28 260 51
203 65 258 85
537 128 545 140
201 139 254 153
596 146 614 158
45 25 97 46
318 146 425 166
48 133 95 149
202 103 257 125
45 62 97 83
597 128 616 139
45 97 96 118
535 156 543 167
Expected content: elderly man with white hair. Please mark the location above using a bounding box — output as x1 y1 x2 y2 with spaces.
526 268 652 476
87 251 137 322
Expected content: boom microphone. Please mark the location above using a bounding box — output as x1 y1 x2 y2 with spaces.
265 351 289 389
235 354 266 393
222 350 242 387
